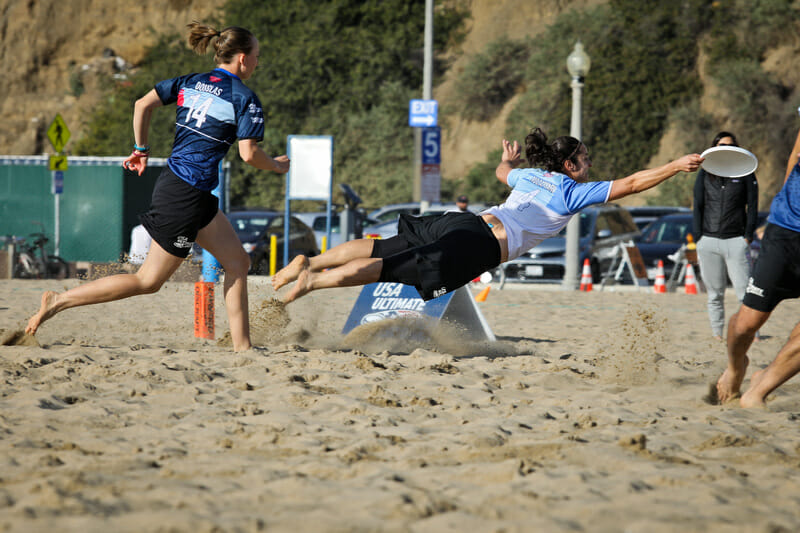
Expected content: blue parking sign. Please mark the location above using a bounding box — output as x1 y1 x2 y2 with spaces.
422 127 440 164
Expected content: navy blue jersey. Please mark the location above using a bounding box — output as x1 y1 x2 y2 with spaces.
155 68 264 191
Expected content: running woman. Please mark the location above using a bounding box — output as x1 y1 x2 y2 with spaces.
26 22 288 351
272 127 703 303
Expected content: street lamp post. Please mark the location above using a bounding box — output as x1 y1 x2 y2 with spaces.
562 41 591 290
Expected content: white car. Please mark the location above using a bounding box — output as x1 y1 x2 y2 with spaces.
362 203 485 240
294 211 343 250
367 202 421 224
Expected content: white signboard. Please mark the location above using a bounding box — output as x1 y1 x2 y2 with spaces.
287 135 333 200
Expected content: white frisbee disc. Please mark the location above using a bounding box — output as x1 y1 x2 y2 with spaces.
700 146 758 178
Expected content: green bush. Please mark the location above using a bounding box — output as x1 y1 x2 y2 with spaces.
470 0 710 192
457 148 509 206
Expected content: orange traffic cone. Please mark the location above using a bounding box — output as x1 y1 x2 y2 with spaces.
475 286 491 302
684 263 698 295
579 258 593 292
654 260 667 293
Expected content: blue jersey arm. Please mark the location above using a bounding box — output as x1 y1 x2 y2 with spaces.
561 179 612 213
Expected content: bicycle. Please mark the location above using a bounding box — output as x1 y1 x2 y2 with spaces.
4 232 69 279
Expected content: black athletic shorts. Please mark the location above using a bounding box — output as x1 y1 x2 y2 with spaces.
139 166 219 258
371 212 501 300
742 223 800 312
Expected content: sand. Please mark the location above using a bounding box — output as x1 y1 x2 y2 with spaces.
2 277 800 532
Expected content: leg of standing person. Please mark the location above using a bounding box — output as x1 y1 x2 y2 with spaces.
724 236 752 336
195 211 253 352
697 236 727 339
716 304 771 403
740 321 800 407
725 236 751 305
272 238 376 290
26 241 185 335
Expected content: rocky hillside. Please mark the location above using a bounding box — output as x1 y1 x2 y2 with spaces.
2 0 797 204
0 0 603 160
0 0 221 155
436 0 607 180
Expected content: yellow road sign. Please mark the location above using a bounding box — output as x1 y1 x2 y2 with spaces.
47 114 71 152
49 154 68 171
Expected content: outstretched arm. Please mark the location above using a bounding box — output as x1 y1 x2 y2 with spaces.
122 89 163 176
608 154 703 201
495 139 521 185
238 139 290 173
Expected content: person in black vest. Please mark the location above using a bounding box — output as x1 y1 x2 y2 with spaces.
693 131 758 340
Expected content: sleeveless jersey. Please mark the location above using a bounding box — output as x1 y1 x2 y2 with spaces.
154 68 265 191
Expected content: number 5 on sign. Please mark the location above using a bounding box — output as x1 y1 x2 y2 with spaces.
422 127 440 165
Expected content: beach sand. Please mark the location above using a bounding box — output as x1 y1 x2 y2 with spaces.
2 277 800 532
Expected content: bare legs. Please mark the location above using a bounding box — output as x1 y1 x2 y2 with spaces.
26 241 184 335
272 238 382 303
740 321 800 408
716 305 770 405
284 257 383 303
26 211 254 352
195 211 252 351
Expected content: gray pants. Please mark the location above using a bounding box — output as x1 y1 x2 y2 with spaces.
696 235 751 337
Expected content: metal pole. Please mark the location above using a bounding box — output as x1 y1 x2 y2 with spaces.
414 0 434 206
54 188 60 256
562 76 584 290
423 0 433 101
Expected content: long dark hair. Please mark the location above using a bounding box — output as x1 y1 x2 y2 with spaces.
712 131 738 147
524 127 583 172
187 21 255 65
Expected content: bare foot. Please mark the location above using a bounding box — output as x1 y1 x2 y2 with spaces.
272 255 309 291
715 355 749 404
25 291 60 335
283 269 312 304
740 369 768 409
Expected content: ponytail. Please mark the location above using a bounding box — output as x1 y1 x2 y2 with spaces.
524 127 582 173
187 21 254 65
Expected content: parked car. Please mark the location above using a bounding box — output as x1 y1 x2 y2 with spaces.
626 205 691 230
500 204 641 284
635 213 695 280
637 210 770 282
362 203 486 240
228 210 319 274
367 202 421 224
294 210 377 251
294 211 344 250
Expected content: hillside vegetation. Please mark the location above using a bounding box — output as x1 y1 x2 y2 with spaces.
447 0 800 207
8 0 800 211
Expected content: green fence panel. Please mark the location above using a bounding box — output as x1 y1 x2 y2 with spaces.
0 157 166 262
0 163 54 243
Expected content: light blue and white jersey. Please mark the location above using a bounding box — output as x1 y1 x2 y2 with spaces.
481 167 612 260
